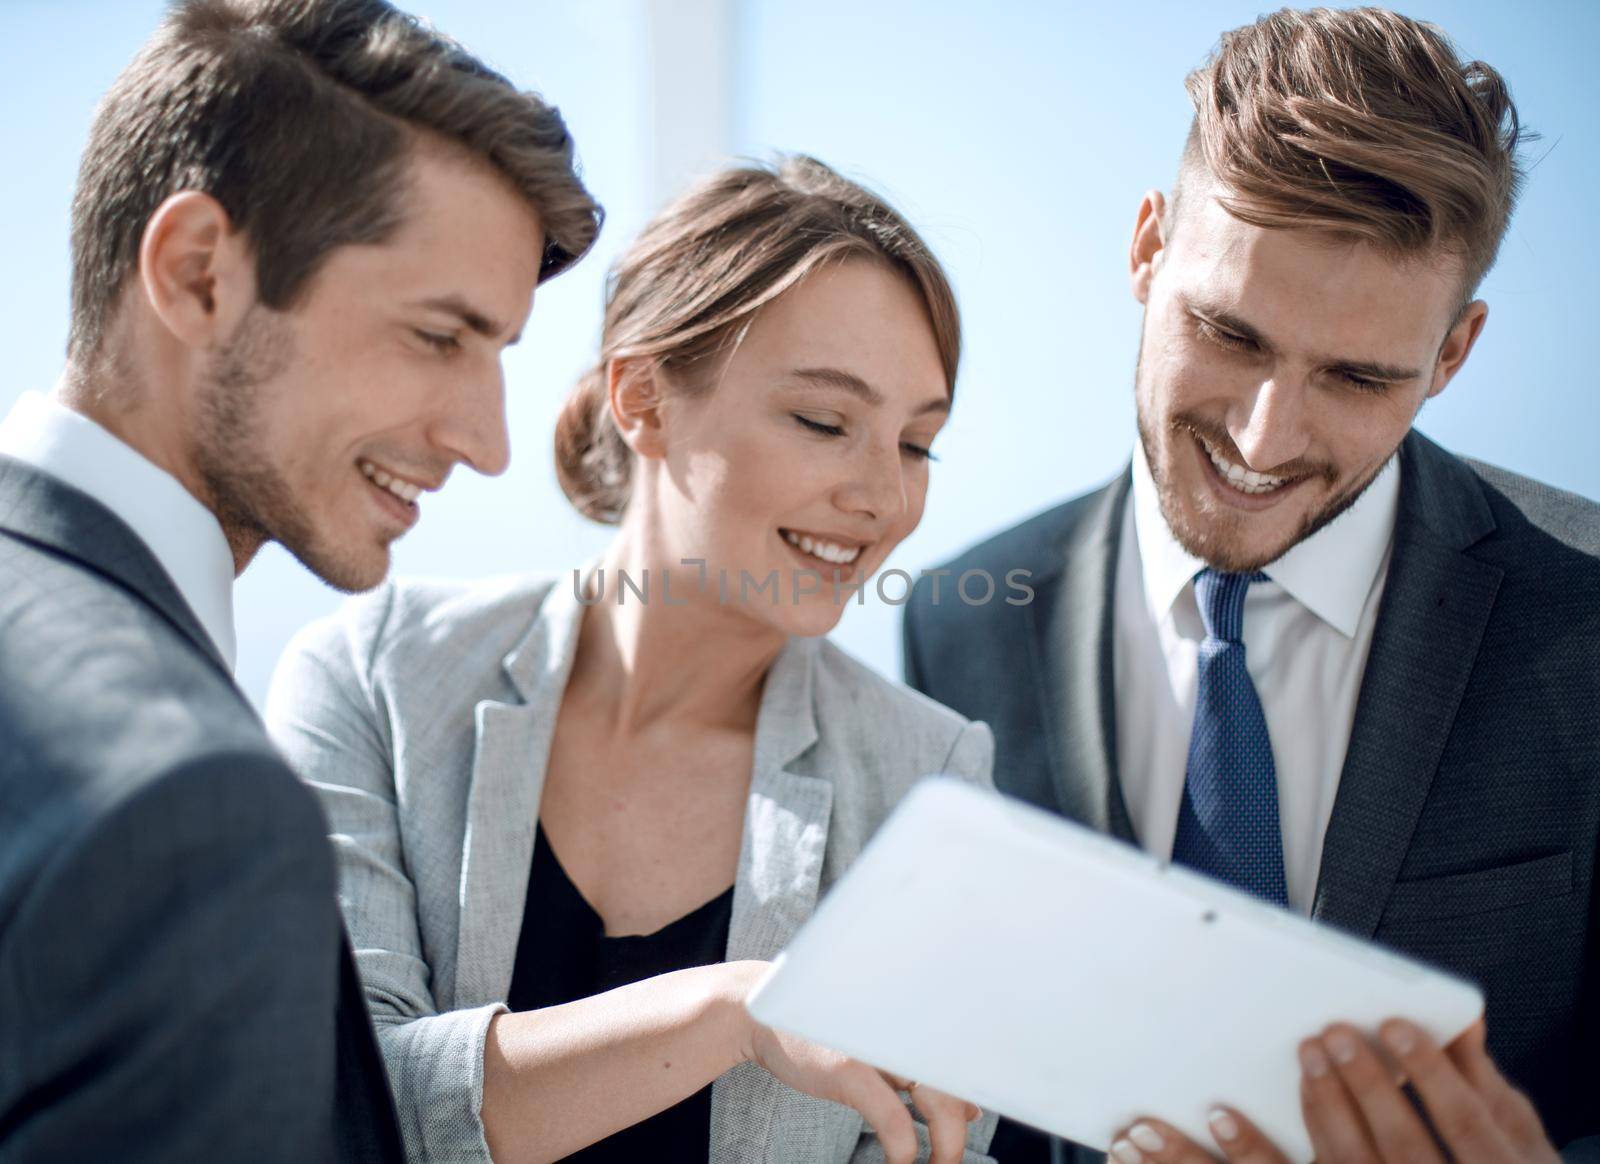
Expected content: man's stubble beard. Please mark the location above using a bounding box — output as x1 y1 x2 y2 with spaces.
1132 336 1395 574
192 307 387 593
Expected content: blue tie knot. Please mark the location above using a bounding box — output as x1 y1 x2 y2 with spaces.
1194 569 1267 644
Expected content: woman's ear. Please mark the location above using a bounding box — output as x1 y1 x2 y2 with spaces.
607 356 670 461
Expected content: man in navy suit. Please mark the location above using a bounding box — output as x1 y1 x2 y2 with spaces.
906 9 1598 1163
0 1 599 1158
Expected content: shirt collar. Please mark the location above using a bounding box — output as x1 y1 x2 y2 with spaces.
1130 439 1400 638
0 391 238 669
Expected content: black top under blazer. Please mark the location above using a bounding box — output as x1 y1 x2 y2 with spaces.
904 431 1600 1162
0 455 402 1162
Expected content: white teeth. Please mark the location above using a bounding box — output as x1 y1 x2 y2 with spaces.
783 529 861 564
359 460 423 506
1199 438 1287 495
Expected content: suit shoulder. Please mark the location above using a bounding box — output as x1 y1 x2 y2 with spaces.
1 738 329 940
1465 458 1600 559
929 488 1108 579
810 639 990 796
0 544 272 775
283 570 562 679
906 483 1117 648
813 637 975 739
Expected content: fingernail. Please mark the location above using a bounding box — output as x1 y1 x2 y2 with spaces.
1381 1021 1417 1055
1209 1108 1240 1143
1326 1031 1358 1064
1300 1042 1331 1077
1130 1123 1165 1152
966 1103 982 1121
1110 1140 1144 1164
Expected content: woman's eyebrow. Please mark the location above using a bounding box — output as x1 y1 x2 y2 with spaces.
788 366 883 404
786 366 949 416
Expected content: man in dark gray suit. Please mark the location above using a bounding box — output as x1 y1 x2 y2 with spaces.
905 9 1598 1164
0 1 599 1158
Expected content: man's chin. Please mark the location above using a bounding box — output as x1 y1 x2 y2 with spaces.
1167 507 1302 573
1163 472 1378 573
284 537 393 595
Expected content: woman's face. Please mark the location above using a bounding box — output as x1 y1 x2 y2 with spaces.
647 259 950 638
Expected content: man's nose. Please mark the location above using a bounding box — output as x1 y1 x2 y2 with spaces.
431 363 511 477
1230 375 1310 472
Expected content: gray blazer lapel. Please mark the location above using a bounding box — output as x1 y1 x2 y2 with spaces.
453 576 585 1007
1312 434 1502 936
0 454 229 678
711 638 833 1164
1032 470 1135 840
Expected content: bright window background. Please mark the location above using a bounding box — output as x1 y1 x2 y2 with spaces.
4 1 1595 704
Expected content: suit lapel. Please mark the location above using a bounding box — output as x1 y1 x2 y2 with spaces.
0 454 229 677
711 637 833 1164
1030 472 1135 840
452 575 584 1007
1312 433 1501 936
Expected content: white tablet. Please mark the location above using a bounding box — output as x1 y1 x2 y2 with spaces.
747 777 1483 1162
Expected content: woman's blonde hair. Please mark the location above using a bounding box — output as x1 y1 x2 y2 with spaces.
555 155 960 524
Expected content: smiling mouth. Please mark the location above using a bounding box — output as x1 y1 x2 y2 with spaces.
1193 434 1294 496
359 459 428 505
779 527 866 568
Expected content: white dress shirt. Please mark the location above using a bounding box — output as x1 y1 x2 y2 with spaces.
0 390 237 670
1113 442 1400 912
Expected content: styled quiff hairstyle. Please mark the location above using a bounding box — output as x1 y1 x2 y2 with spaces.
1177 6 1526 296
555 155 960 525
68 0 602 362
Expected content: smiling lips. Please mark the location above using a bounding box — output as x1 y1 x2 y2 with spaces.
781 528 865 566
1195 434 1291 496
359 459 429 505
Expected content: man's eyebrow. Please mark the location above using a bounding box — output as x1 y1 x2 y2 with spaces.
787 366 949 416
1323 356 1423 383
1180 292 1422 382
411 294 519 344
1179 293 1272 350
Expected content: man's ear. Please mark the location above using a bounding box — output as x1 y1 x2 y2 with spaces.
1130 190 1169 306
607 357 670 461
1427 300 1489 400
137 191 256 348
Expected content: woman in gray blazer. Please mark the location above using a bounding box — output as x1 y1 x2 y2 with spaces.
267 156 996 1164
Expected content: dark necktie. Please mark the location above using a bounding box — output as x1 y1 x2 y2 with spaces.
1170 569 1288 907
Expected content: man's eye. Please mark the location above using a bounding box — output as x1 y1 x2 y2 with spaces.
793 414 845 437
1338 371 1389 394
415 329 461 353
1196 319 1254 352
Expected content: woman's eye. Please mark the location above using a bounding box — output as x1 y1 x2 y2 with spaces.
901 441 937 462
793 414 845 437
415 329 461 354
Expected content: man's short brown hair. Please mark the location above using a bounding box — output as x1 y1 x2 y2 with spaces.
1176 6 1526 297
68 0 603 362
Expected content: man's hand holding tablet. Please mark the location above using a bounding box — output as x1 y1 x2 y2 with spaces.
748 779 1508 1162
1108 1017 1559 1164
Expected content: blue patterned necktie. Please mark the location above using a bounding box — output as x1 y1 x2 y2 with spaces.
1170 569 1288 907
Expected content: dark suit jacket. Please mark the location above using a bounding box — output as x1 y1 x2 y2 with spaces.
0 456 402 1162
904 432 1600 1161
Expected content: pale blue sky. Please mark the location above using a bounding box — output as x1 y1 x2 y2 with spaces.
3 1 1594 698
